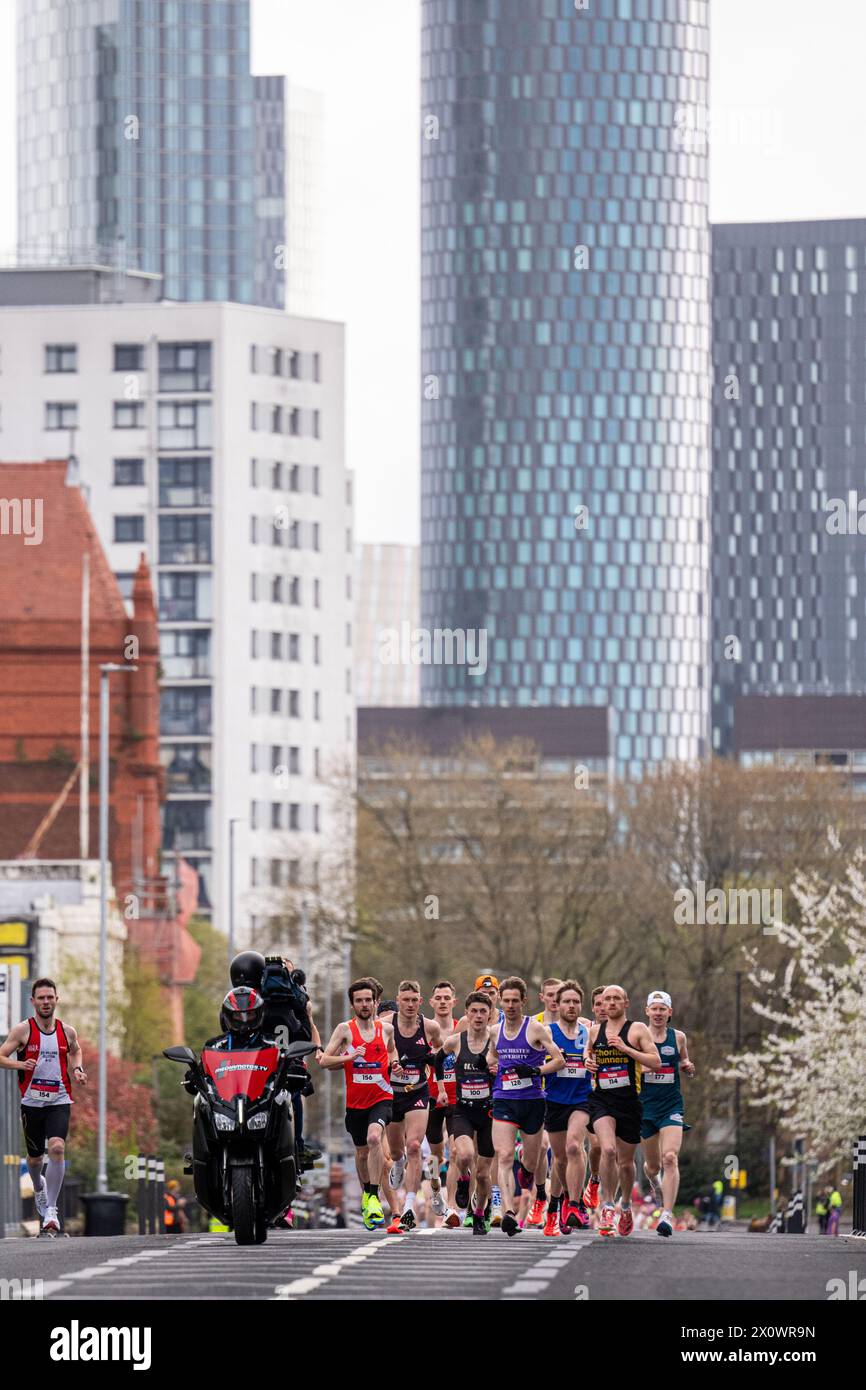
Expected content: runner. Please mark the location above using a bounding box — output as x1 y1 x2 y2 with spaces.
462 973 504 1223
544 979 594 1236
583 986 607 1212
439 991 496 1234
583 984 660 1237
640 990 694 1238
318 978 401 1229
488 976 565 1237
426 980 459 1221
384 980 443 1232
0 978 86 1234
528 977 562 1229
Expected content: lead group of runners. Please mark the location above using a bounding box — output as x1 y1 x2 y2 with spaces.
321 972 694 1238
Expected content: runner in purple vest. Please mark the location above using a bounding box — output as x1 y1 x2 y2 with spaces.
488 976 564 1237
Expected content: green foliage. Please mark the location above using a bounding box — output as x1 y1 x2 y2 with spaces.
182 914 229 1049
120 947 173 1065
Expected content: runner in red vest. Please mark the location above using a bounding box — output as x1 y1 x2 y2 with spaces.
0 977 86 1234
319 978 402 1229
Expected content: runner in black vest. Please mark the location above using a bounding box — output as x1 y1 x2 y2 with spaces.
382 980 443 1232
439 992 496 1235
584 984 660 1238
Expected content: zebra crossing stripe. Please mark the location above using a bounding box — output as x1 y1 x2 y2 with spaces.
272 1234 403 1300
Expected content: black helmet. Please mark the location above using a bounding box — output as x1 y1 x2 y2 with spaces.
221 986 264 1036
229 950 266 990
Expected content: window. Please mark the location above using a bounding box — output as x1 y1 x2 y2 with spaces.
163 800 211 850
251 631 259 659
251 745 258 774
250 801 258 832
158 400 212 449
158 341 212 391
270 347 283 376
271 745 282 773
289 577 301 605
160 687 212 736
288 350 300 379
159 629 211 679
159 457 211 506
114 515 145 543
250 345 258 373
313 635 321 665
289 804 300 831
250 458 258 487
270 688 281 713
288 407 300 436
159 514 211 564
271 462 283 490
114 401 145 429
45 345 77 373
288 747 300 775
271 405 283 434
161 744 212 793
158 572 212 621
115 572 135 599
271 803 281 830
288 634 300 661
45 402 78 430
312 352 321 383
114 344 144 372
250 687 258 714
288 690 300 717
271 632 282 660
250 402 259 430
114 457 144 486
272 576 283 603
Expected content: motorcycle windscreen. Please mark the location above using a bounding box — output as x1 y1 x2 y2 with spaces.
202 1047 280 1103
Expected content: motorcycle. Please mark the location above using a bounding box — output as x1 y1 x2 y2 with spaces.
164 1038 317 1245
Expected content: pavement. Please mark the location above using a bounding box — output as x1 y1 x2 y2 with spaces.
1 1225 864 1301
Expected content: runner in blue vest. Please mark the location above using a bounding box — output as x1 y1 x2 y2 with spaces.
640 990 694 1238
544 979 594 1233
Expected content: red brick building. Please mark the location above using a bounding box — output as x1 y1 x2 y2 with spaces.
0 460 199 1035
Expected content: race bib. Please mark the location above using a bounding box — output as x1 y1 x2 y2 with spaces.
560 1063 586 1079
501 1069 531 1092
460 1079 490 1101
644 1067 675 1085
353 1071 387 1086
598 1065 629 1090
397 1066 421 1086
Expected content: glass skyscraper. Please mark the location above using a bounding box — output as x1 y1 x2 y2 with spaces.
712 218 866 755
420 0 710 772
17 0 286 307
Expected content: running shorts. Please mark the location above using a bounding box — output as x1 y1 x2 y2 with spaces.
491 1096 546 1134
544 1099 590 1134
640 1105 691 1140
450 1105 495 1158
586 1092 642 1146
426 1103 454 1145
390 1086 431 1123
21 1103 70 1159
344 1100 393 1149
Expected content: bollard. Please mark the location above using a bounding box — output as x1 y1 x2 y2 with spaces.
147 1155 158 1234
786 1190 804 1233
854 1136 866 1237
156 1157 166 1235
136 1155 148 1235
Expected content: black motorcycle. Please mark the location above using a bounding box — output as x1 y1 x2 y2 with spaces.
164 1038 316 1245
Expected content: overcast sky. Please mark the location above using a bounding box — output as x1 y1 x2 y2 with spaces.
1 0 864 546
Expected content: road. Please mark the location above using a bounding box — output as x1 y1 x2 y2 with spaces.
1 1226 864 1301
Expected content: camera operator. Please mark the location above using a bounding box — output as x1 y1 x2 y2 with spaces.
260 955 322 1169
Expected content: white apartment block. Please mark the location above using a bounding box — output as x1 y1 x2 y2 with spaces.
285 83 326 319
0 274 354 940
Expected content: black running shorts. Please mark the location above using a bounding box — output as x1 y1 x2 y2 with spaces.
544 1099 591 1134
390 1086 431 1123
491 1096 546 1134
426 1103 454 1145
344 1100 393 1149
450 1105 495 1158
586 1092 642 1146
21 1103 70 1159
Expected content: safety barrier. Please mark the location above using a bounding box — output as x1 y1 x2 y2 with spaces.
854 1136 866 1238
134 1154 165 1235
0 1068 20 1238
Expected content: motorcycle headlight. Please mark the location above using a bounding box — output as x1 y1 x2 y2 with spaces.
213 1112 236 1132
246 1111 268 1131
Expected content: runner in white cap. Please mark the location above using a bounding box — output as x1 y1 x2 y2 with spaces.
640 991 694 1238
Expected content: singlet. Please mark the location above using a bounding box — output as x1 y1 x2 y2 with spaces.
17 1018 72 1107
545 1020 591 1106
431 1018 457 1107
454 1032 493 1109
391 1015 431 1094
641 1026 683 1113
492 1016 546 1101
343 1017 394 1110
591 1019 642 1099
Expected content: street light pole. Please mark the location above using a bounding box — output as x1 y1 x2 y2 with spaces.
98 662 137 1195
228 817 243 967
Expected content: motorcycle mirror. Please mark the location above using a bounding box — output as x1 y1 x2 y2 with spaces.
163 1046 197 1065
283 1040 318 1059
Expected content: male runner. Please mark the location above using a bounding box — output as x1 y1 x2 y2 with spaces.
640 990 694 1238
384 980 443 1232
0 978 86 1233
319 978 402 1229
439 992 496 1235
461 972 503 1223
488 977 564 1237
544 979 594 1235
583 984 660 1237
426 980 458 1220
529 977 562 1229
583 986 607 1211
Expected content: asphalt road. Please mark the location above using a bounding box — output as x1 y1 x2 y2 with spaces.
1 1226 864 1301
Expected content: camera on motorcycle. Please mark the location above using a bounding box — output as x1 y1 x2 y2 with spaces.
164 1045 197 1065
284 1040 317 1059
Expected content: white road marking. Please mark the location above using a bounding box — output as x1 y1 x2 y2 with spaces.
272 1234 404 1300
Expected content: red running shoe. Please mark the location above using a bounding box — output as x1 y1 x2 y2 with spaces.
618 1206 634 1237
583 1175 600 1210
526 1197 546 1228
543 1210 560 1237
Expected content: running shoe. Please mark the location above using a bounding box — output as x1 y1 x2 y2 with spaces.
490 1186 503 1227
559 1201 571 1235
647 1170 663 1206
444 1208 461 1229
572 1200 590 1230
472 1212 488 1236
421 1161 432 1184
33 1180 48 1221
501 1211 521 1238
463 1211 474 1228
399 1209 417 1232
618 1206 634 1237
361 1190 370 1214
526 1196 546 1228
583 1175 600 1210
366 1194 385 1228
429 1185 447 1217
455 1175 471 1210
389 1154 407 1189
386 1213 404 1234
656 1214 673 1238
543 1210 560 1238
516 1163 535 1192
42 1205 60 1233
598 1203 616 1237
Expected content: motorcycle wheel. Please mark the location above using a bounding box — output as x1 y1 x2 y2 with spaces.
254 1207 268 1244
231 1167 256 1246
